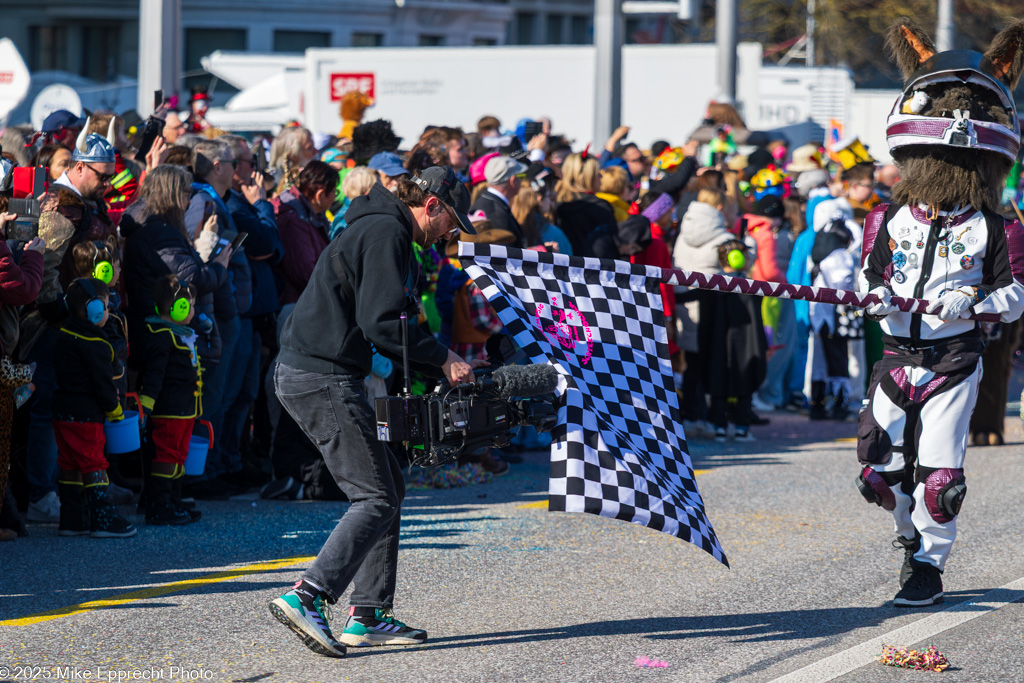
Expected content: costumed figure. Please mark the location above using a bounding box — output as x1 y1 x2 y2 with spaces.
185 86 211 134
857 18 1024 607
338 90 374 140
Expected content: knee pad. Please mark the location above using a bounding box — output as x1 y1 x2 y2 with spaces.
920 467 966 523
857 466 898 511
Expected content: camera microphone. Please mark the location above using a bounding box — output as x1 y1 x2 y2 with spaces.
486 364 559 398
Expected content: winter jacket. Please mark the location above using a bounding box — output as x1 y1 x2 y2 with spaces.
278 183 450 377
121 207 228 367
470 190 525 246
736 214 787 284
0 241 44 356
674 201 731 353
226 189 284 317
52 316 120 423
37 176 117 306
273 186 331 305
555 193 616 257
186 187 252 319
139 319 203 419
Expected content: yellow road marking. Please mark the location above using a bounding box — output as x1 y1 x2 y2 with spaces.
835 437 857 442
515 471 712 509
1 555 315 627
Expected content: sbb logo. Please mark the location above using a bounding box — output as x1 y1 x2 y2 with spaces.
330 73 375 101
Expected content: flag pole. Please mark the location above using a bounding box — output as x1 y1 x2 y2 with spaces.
659 268 1000 322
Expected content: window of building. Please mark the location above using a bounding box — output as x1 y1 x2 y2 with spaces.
473 37 498 46
515 12 536 45
81 24 121 81
28 25 69 72
570 16 591 45
546 14 564 45
273 30 330 53
419 35 446 47
184 28 247 95
352 32 384 48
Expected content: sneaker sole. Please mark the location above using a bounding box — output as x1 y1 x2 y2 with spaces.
91 528 138 538
893 592 944 608
268 599 346 658
339 631 427 647
58 529 91 537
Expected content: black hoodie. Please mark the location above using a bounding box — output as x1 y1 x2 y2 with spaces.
278 183 449 377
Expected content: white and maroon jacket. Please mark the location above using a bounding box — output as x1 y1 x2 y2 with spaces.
859 203 1024 343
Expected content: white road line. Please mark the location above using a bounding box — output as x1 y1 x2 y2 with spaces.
772 576 1024 682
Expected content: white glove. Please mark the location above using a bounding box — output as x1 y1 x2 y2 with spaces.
865 287 898 318
194 230 219 262
925 287 976 322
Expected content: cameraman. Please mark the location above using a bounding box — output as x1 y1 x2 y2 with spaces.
269 166 483 658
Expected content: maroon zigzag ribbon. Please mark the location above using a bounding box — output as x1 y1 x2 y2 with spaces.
658 269 1000 322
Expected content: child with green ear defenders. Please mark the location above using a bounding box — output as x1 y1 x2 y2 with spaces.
138 274 204 525
71 239 129 404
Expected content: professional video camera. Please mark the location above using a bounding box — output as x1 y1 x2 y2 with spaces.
375 329 559 467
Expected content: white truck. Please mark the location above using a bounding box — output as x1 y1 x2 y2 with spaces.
204 44 894 159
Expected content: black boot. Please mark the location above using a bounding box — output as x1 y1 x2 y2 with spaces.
83 471 137 538
829 381 850 421
146 463 190 526
57 471 89 537
171 465 201 523
894 558 944 607
809 381 828 420
893 534 920 589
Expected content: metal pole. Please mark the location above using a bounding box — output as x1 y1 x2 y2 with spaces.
806 0 816 67
936 0 954 52
716 0 738 101
593 0 623 148
137 0 181 116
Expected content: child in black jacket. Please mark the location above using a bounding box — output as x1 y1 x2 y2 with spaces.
139 274 204 525
52 278 137 538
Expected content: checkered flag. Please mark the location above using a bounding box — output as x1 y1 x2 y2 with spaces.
459 244 727 566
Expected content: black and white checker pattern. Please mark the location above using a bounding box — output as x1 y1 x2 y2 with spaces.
460 244 728 566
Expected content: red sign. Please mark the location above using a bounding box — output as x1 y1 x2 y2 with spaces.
330 73 375 101
0 72 13 84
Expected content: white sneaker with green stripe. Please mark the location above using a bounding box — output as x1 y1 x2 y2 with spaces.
340 606 428 646
269 584 346 658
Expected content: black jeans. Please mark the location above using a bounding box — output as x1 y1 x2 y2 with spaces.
274 363 405 608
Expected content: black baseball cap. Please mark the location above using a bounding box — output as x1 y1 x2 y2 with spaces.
412 165 476 234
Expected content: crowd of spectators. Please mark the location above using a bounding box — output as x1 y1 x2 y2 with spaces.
0 101 929 541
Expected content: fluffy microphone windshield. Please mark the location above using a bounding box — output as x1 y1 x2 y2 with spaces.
491 364 559 398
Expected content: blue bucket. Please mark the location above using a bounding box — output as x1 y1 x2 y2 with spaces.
184 420 214 476
104 411 140 454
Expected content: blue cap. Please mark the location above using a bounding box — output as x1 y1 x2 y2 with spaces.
368 152 409 177
72 133 116 164
42 110 86 133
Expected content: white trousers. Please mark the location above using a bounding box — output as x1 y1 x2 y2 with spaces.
865 359 981 570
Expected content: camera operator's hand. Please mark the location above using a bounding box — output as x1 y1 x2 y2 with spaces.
442 350 476 386
469 358 491 370
24 237 45 254
0 212 14 238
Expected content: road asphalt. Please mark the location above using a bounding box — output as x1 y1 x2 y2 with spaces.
2 407 1023 682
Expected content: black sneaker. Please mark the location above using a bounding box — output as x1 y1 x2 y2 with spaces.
893 535 920 589
893 559 944 607
340 606 427 647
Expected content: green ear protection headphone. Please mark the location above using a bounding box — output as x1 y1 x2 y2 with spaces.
155 283 192 323
727 249 746 270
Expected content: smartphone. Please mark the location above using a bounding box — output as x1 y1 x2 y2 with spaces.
230 232 248 251
254 146 268 176
6 198 40 242
135 90 167 159
524 120 544 141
